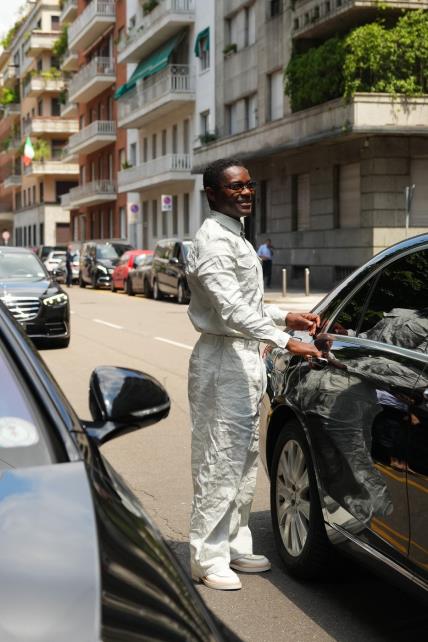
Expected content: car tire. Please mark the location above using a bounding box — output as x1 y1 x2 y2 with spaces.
91 274 99 290
110 279 117 292
270 419 332 579
126 278 134 296
79 273 86 288
143 278 152 298
153 279 162 300
177 281 186 304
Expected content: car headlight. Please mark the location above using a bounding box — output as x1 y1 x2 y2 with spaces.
97 265 108 274
42 292 68 306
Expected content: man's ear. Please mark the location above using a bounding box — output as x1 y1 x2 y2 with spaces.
205 186 215 207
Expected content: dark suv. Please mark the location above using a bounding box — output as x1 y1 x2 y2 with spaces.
79 242 133 289
151 239 191 304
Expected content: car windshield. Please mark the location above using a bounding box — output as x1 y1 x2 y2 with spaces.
0 252 47 281
136 254 153 266
96 245 121 260
112 243 133 257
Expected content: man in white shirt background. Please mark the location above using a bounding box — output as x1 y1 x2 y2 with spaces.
257 238 274 288
186 158 321 591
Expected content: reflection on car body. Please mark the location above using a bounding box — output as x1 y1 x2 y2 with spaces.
261 235 428 595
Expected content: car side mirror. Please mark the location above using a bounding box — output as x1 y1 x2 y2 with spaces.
84 366 170 445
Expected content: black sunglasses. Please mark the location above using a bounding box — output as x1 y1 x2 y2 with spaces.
221 180 257 192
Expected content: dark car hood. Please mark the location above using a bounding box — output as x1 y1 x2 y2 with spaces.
0 463 100 642
97 258 119 268
0 279 54 298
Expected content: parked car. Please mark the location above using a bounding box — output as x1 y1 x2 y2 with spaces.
126 251 154 297
260 233 428 598
151 238 191 303
111 249 153 294
36 244 67 262
0 246 70 349
55 248 80 285
0 302 241 642
79 242 133 289
44 250 66 274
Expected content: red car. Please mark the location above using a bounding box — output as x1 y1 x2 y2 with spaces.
110 249 153 294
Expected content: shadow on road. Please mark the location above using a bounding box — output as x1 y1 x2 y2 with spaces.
167 509 428 642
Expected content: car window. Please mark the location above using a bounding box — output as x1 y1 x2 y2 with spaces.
330 248 428 351
135 254 152 267
0 342 62 470
96 245 119 260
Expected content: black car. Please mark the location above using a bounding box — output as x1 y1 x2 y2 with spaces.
127 252 154 297
79 242 133 289
0 247 70 349
151 239 191 304
261 233 428 597
36 244 67 262
0 301 241 642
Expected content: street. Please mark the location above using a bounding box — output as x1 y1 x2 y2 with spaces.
42 287 428 642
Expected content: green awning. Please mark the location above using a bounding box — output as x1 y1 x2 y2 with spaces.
194 27 209 58
114 31 185 100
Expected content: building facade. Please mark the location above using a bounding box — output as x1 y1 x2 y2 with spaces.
0 0 80 247
193 0 428 289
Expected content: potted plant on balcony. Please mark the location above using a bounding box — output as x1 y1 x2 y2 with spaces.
223 43 237 57
142 0 159 16
199 131 218 145
33 139 51 162
121 160 133 170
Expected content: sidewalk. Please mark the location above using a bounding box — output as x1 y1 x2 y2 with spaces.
263 288 327 311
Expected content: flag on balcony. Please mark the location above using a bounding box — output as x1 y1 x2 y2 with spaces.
23 136 35 167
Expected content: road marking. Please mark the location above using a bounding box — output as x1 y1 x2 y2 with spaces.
93 318 124 330
155 337 193 351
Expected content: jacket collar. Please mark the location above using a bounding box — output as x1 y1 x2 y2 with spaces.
210 210 244 237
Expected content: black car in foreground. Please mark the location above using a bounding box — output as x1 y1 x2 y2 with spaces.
0 302 240 642
79 242 133 289
261 233 428 598
0 247 70 348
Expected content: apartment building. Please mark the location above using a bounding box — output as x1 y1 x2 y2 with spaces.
193 0 428 289
0 99 20 242
61 0 127 244
116 0 209 249
0 0 80 248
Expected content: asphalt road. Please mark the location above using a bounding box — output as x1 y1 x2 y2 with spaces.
42 286 428 642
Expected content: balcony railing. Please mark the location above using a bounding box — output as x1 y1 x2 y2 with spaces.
118 0 195 63
67 179 117 206
3 104 21 119
3 64 19 86
118 153 192 191
24 161 79 176
118 64 194 127
60 0 78 24
23 76 65 98
68 120 116 155
3 174 22 189
23 117 79 136
25 32 60 56
68 57 116 103
68 1 116 52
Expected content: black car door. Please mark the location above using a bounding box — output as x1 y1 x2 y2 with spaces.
291 247 428 563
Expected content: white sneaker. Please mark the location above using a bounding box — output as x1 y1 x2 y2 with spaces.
192 568 242 590
230 554 271 573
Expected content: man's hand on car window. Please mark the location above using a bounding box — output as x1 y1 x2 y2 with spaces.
286 312 320 336
286 338 322 358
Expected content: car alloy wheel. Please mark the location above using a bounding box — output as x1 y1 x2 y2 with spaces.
153 280 161 300
177 281 185 304
126 278 134 296
143 278 152 298
270 420 331 579
92 274 99 290
79 273 86 288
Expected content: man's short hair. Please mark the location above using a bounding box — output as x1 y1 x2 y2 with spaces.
203 158 246 191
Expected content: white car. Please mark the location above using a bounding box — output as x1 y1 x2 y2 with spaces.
44 250 66 274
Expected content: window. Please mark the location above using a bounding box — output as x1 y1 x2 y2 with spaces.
183 193 190 236
268 70 283 121
51 97 60 116
32 186 36 204
410 159 428 226
152 200 158 237
199 35 210 71
227 102 238 135
162 210 168 237
109 209 114 238
108 154 113 180
51 15 60 30
183 119 189 154
292 174 310 231
130 143 137 166
119 207 126 239
37 99 43 116
200 111 209 136
339 163 360 228
330 278 375 336
162 129 167 155
172 195 178 236
172 125 177 154
245 4 256 47
152 134 157 160
119 148 126 169
270 0 283 17
245 94 257 130
143 137 148 163
39 222 44 244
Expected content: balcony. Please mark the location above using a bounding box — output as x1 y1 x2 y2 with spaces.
60 100 78 118
68 120 116 156
68 1 116 53
193 93 428 170
118 64 194 129
25 32 61 57
2 64 19 88
62 50 79 72
66 179 117 207
292 0 428 39
118 0 195 64
23 76 65 98
118 153 193 193
2 175 22 191
23 161 79 177
60 0 78 25
3 104 21 120
23 117 79 137
68 57 116 103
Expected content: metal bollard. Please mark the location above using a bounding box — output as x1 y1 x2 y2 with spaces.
304 267 310 296
282 268 287 298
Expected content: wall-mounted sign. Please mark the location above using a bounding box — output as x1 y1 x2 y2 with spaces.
161 195 173 212
128 203 140 224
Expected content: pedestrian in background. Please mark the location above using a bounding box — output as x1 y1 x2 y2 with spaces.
186 158 321 591
65 245 74 288
257 238 274 288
